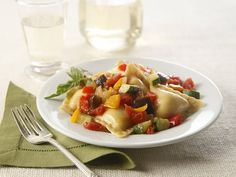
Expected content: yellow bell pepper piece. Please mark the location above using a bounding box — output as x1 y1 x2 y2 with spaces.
113 78 123 90
104 94 121 109
70 108 80 123
134 104 148 112
108 87 114 94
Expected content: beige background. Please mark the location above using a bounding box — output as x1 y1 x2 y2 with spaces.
0 0 236 176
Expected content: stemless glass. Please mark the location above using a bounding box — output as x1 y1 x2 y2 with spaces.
79 0 143 51
16 0 67 78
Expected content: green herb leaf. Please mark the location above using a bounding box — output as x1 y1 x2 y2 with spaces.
45 67 89 99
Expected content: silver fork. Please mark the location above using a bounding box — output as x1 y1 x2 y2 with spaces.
11 104 99 177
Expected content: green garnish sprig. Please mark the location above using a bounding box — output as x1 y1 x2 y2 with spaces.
45 67 90 99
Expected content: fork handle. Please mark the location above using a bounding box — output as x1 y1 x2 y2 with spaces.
47 137 99 177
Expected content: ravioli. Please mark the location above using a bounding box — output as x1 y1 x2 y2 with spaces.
158 85 203 115
151 87 189 118
129 77 149 93
151 85 203 118
95 108 133 138
125 64 150 89
60 87 83 115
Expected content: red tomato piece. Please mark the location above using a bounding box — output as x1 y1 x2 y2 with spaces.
82 86 95 94
167 76 182 85
124 104 134 116
169 114 183 127
83 121 106 131
182 78 195 90
89 104 106 116
146 91 157 103
131 111 148 125
105 74 123 87
120 93 133 106
79 95 91 113
118 64 127 71
146 125 155 134
125 105 148 125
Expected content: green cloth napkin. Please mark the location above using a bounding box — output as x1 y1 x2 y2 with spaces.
0 82 135 169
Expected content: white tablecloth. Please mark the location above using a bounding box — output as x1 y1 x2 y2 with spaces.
0 0 236 176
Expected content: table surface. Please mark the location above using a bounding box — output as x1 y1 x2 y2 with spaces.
1 0 236 176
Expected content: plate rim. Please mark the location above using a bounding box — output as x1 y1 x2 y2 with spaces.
36 57 223 148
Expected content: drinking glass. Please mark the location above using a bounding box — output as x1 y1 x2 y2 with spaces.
79 0 143 51
16 0 67 78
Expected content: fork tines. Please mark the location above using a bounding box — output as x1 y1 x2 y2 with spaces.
11 104 44 136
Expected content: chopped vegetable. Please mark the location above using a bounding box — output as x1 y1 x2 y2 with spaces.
157 72 168 84
113 77 123 90
146 91 157 103
183 90 200 99
169 114 183 127
146 125 155 134
89 95 102 109
96 74 107 86
133 97 155 114
83 121 106 131
79 94 91 113
182 78 195 89
82 86 95 94
106 74 123 87
119 84 140 94
149 73 160 86
70 108 80 123
155 118 170 131
45 67 90 99
125 105 148 125
108 87 117 95
89 104 106 116
167 76 182 85
133 125 145 134
133 120 152 134
134 104 148 112
104 94 121 109
120 93 133 106
118 63 127 71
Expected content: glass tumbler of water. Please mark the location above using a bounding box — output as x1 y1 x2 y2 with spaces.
79 0 143 51
16 0 67 78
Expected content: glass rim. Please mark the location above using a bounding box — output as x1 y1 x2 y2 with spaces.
16 0 65 6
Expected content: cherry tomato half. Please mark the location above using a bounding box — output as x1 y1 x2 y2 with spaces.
125 105 148 125
169 114 183 127
105 74 123 87
82 86 95 94
83 121 106 131
79 94 91 113
118 64 127 71
120 93 133 106
146 91 157 103
146 125 155 134
167 76 182 85
182 78 195 90
89 104 106 116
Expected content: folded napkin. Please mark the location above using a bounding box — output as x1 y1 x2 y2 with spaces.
0 82 135 169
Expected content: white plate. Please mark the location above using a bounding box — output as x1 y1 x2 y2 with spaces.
37 57 223 148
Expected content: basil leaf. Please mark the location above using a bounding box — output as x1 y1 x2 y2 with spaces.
44 81 73 99
45 67 89 99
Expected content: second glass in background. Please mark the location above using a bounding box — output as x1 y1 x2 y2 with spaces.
17 0 67 78
79 0 143 51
